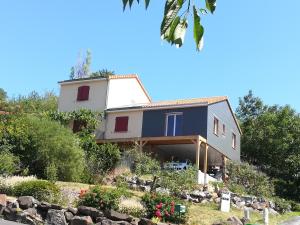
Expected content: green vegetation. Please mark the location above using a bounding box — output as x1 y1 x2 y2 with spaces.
122 0 216 51
0 150 20 176
13 180 61 203
227 161 274 198
237 90 300 201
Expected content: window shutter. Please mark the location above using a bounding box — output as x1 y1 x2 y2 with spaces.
77 86 90 101
115 116 129 132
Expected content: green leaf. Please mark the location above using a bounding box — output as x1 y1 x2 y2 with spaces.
206 0 216 14
193 6 204 51
122 0 128 11
173 19 188 48
129 0 134 8
165 16 180 42
160 0 183 38
145 0 150 9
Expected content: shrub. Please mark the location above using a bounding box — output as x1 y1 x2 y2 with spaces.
273 197 292 213
142 193 187 224
0 150 20 176
78 186 131 210
119 198 146 218
13 180 61 203
127 148 160 176
226 161 274 197
86 143 121 183
158 166 197 196
3 115 85 181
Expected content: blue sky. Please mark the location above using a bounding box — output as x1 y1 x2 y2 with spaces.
1 1 300 111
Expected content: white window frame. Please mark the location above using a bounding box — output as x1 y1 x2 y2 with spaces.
222 123 226 136
165 112 183 136
213 116 219 136
232 132 237 149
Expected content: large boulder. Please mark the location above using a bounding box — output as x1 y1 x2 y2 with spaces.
99 219 131 225
70 216 93 225
105 209 132 222
65 211 74 222
18 196 35 209
77 205 103 221
45 209 67 225
138 218 156 225
227 216 243 225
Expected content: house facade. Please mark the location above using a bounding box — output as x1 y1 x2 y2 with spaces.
58 75 241 184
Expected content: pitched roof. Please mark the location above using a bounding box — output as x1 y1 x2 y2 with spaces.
58 74 151 102
142 96 228 108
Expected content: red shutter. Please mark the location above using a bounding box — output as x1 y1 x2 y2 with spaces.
115 116 129 132
77 86 90 101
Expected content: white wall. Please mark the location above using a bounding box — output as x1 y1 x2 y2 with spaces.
58 79 108 112
105 110 143 139
106 78 150 109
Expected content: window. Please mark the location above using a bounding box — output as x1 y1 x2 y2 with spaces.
232 133 237 149
213 117 219 136
72 120 86 133
222 124 226 136
165 113 183 136
77 86 90 101
115 116 129 132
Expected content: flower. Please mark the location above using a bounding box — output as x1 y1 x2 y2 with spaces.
155 209 162 218
156 202 163 209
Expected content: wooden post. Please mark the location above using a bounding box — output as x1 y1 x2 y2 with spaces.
204 144 208 184
195 138 201 170
222 155 227 182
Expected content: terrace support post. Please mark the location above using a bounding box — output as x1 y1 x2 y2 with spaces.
195 137 201 171
204 143 208 185
222 155 227 183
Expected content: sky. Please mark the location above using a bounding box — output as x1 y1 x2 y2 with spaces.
0 1 300 111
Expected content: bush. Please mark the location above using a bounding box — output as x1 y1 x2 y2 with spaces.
86 143 121 183
78 186 131 210
13 180 61 203
273 197 292 213
142 193 187 224
0 150 20 176
227 161 274 197
128 148 160 176
158 166 197 196
119 198 146 218
3 115 85 181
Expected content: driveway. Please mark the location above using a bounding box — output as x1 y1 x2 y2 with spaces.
0 220 24 225
279 216 300 225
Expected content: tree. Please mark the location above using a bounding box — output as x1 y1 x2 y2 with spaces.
70 50 92 79
237 91 300 201
1 114 85 181
90 69 115 78
123 0 217 51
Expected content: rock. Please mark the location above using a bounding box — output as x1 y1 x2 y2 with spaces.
155 187 170 195
0 194 7 207
77 205 103 221
37 201 51 211
68 207 78 215
201 199 208 204
18 196 35 209
139 185 151 192
227 216 243 225
3 207 19 221
105 209 132 222
236 201 245 208
51 204 62 210
45 209 67 225
70 216 93 225
138 218 156 225
191 190 206 198
130 217 140 225
269 208 279 215
65 211 74 221
214 197 221 204
96 216 107 223
251 202 263 211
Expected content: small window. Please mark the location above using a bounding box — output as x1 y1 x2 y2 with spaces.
213 117 219 136
72 120 86 133
222 124 226 136
232 133 237 149
77 86 90 101
115 116 129 132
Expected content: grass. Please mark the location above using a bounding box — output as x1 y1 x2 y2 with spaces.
187 203 300 225
54 181 300 225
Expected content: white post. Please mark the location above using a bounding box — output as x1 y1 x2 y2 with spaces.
263 208 269 225
244 207 250 221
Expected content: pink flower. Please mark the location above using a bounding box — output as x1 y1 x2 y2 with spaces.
155 209 162 218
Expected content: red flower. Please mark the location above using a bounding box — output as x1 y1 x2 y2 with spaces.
170 206 175 214
156 202 163 209
165 211 170 217
155 210 162 218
